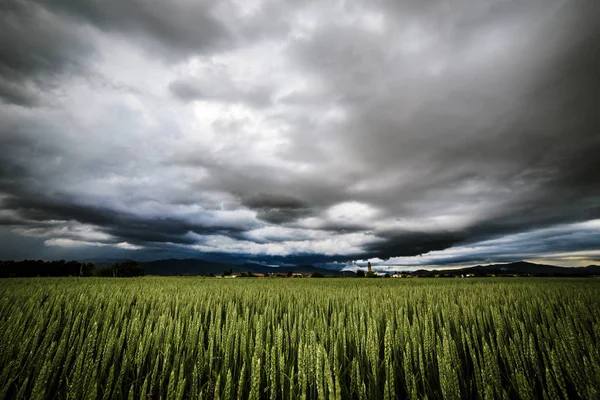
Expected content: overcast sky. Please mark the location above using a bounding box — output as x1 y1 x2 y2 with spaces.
1 0 599 269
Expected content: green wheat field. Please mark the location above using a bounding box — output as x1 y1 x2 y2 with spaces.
0 278 599 399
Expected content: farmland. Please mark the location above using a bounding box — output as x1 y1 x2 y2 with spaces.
0 278 599 399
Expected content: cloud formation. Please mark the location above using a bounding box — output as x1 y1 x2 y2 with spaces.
0 0 599 267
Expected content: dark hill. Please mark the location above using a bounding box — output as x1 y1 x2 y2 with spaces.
581 265 600 274
463 261 570 275
143 258 234 276
412 261 597 276
141 258 350 276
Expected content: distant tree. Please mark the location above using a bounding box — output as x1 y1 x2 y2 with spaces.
311 271 325 278
287 271 293 277
0 259 96 277
81 262 95 277
94 261 143 277
366 271 378 278
113 261 144 277
356 269 365 277
384 273 391 278
95 267 114 277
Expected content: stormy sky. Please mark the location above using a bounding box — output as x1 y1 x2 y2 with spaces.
1 0 599 269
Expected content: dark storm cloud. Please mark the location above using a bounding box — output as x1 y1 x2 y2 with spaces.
272 0 600 260
241 194 313 224
169 153 351 213
455 2 600 241
375 221 600 268
0 0 232 106
362 231 466 261
38 0 231 59
169 78 273 107
0 118 253 248
0 0 599 265
0 192 253 247
0 79 38 107
0 0 90 106
243 193 306 210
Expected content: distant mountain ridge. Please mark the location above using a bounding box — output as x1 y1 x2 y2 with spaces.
78 258 600 277
140 258 352 276
410 261 600 276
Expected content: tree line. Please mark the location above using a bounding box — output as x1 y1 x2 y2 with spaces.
0 260 144 278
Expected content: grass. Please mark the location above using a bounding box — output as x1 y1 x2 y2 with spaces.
0 277 598 399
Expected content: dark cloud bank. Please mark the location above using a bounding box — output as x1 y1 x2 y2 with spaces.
0 0 599 267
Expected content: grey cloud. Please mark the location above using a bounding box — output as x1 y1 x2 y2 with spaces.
363 230 466 260
0 79 39 107
242 193 306 210
0 113 253 241
274 0 600 259
169 78 272 107
41 0 231 59
382 222 600 268
0 0 234 106
0 112 257 249
168 81 205 102
241 193 313 224
0 0 599 265
0 0 90 105
0 192 253 248
171 151 351 210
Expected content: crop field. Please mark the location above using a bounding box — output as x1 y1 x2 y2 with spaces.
0 278 599 399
